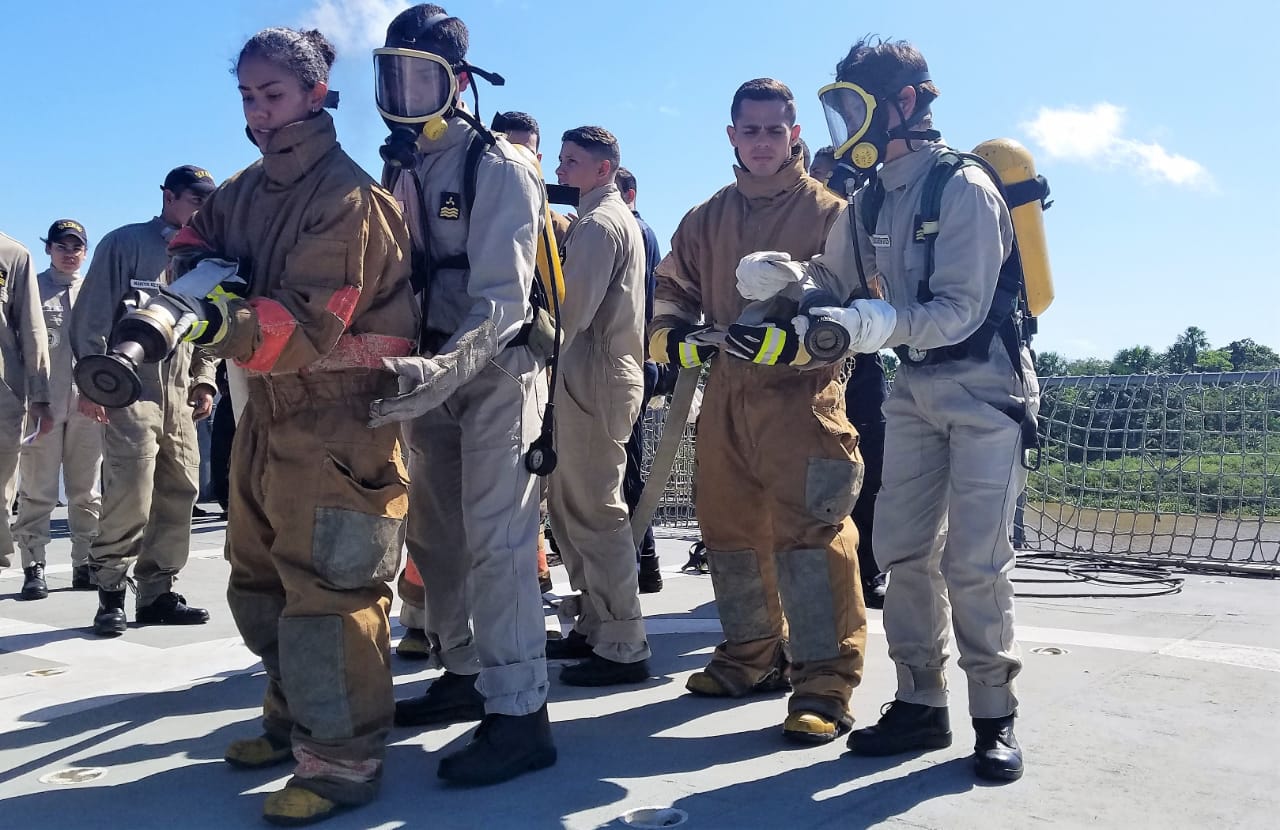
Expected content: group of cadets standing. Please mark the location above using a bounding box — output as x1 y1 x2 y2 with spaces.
0 4 1035 825
1 187 215 638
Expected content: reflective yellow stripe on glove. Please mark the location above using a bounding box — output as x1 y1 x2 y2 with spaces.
650 324 718 368
724 321 811 367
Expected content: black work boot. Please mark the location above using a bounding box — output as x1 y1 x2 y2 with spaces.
395 671 485 727
637 555 663 594
93 588 128 636
862 573 887 610
71 565 94 590
136 592 210 625
681 541 709 574
560 654 649 687
973 714 1023 781
847 700 952 756
545 629 593 661
437 703 556 786
20 564 48 600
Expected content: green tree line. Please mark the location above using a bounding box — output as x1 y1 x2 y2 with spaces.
1031 374 1280 516
1036 328 1280 377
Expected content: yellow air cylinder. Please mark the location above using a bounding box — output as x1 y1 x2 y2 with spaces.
973 138 1054 316
512 143 567 306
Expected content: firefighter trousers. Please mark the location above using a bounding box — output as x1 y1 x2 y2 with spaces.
227 370 406 806
695 360 867 721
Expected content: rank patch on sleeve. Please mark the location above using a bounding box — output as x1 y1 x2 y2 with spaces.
438 192 461 220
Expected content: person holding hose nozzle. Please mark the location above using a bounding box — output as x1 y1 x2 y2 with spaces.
162 27 419 825
651 78 868 746
735 38 1039 782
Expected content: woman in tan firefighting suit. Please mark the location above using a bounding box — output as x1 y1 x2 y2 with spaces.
167 27 418 827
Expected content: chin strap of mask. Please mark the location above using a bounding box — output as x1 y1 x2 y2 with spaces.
887 95 940 153
451 62 505 142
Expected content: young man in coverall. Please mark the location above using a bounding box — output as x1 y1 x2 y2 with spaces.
545 126 649 686
71 166 217 636
0 230 53 590
737 38 1038 781
614 166 669 594
367 4 557 785
15 219 103 600
651 78 868 744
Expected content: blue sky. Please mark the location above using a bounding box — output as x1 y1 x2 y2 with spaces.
2 0 1276 360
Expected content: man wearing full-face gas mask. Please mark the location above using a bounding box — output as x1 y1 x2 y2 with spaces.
365 4 557 786
736 38 1038 782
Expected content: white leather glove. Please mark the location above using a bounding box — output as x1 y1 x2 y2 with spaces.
735 251 806 301
804 299 898 354
368 355 456 427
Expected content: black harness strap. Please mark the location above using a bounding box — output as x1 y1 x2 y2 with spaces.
863 148 1041 467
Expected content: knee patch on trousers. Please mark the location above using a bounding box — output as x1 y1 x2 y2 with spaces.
775 548 841 663
805 458 864 526
707 549 775 643
313 507 403 590
229 591 286 673
279 615 353 741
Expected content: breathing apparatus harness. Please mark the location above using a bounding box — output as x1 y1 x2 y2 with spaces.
823 73 1047 468
375 41 568 475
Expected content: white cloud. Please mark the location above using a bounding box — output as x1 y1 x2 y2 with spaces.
657 105 680 117
302 0 409 56
1022 103 1211 189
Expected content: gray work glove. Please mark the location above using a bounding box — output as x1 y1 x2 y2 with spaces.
368 321 500 427
367 355 459 427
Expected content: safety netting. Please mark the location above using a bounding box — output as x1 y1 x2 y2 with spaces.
1022 371 1280 574
642 370 1280 574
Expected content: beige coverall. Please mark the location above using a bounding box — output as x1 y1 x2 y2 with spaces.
800 139 1039 719
0 233 52 570
391 117 550 716
550 182 648 663
15 267 103 568
177 112 419 805
652 152 867 723
71 217 216 605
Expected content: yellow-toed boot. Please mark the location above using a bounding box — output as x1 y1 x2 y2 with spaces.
685 670 733 697
782 710 852 745
396 627 434 660
224 734 292 769
263 785 343 827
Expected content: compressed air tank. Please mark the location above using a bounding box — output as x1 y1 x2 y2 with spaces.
973 138 1054 316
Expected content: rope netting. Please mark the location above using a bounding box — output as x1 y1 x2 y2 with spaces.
642 370 1280 574
1023 371 1279 573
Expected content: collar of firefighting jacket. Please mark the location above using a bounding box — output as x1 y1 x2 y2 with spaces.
732 145 805 201
261 110 339 186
